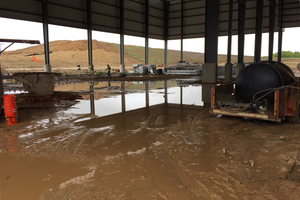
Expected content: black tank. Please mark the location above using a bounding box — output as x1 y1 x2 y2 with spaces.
235 61 295 103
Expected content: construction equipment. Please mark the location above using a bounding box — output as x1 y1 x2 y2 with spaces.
132 64 158 75
211 61 300 123
164 61 202 75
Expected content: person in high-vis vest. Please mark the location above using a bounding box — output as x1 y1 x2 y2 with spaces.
106 64 112 78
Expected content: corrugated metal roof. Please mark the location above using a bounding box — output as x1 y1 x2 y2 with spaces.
0 0 300 40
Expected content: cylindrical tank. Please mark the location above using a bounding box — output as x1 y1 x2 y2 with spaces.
235 61 295 103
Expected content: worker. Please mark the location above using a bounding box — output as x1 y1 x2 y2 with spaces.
105 64 112 78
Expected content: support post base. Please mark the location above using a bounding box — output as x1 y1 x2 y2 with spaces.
44 64 51 72
88 65 94 72
202 63 217 83
225 63 233 82
120 64 125 73
236 63 245 76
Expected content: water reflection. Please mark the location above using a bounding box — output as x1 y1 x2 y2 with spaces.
6 131 19 153
59 80 203 117
2 79 225 200
89 82 95 115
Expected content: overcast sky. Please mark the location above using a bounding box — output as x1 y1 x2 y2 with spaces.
0 17 299 57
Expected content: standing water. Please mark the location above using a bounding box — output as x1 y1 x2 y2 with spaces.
0 78 238 200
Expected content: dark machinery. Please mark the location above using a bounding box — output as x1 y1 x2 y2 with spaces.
211 61 300 123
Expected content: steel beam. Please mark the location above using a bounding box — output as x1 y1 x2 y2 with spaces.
268 1 275 61
86 0 93 66
145 0 149 65
238 1 245 63
204 0 219 63
164 1 169 66
0 42 14 54
254 0 263 62
227 0 233 63
181 0 184 61
278 0 283 62
41 0 50 66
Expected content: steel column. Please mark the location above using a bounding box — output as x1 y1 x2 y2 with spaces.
204 0 219 63
227 0 233 63
278 0 283 62
145 0 149 65
268 1 275 61
164 1 169 66
238 1 245 63
181 0 184 61
164 41 168 66
86 0 93 66
254 0 263 62
120 0 125 71
42 0 50 66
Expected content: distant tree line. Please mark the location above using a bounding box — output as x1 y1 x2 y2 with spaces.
273 51 300 58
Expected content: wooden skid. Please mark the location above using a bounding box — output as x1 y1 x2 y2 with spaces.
212 109 281 122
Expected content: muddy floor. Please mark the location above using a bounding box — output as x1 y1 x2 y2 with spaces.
0 80 300 200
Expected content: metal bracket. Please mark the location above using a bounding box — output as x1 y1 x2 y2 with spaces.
0 42 14 54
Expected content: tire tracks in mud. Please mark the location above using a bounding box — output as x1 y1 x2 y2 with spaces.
152 132 207 199
151 121 277 200
50 129 90 163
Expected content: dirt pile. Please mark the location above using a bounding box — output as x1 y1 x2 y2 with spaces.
4 40 118 55
1 40 300 74
0 40 142 73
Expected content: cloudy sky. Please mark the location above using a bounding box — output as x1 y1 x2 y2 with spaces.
0 17 299 57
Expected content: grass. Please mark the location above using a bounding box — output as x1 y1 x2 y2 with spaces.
100 41 300 69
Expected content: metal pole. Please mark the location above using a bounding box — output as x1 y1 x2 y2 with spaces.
145 0 149 65
120 0 125 71
164 41 168 67
238 1 245 64
227 0 233 63
181 0 184 61
268 1 275 61
164 1 169 66
254 0 263 62
278 0 283 62
164 1 169 67
86 0 93 72
42 0 50 66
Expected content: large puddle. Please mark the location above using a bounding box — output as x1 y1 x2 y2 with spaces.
0 78 231 200
56 80 203 117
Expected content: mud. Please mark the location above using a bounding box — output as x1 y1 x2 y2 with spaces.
0 80 300 200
